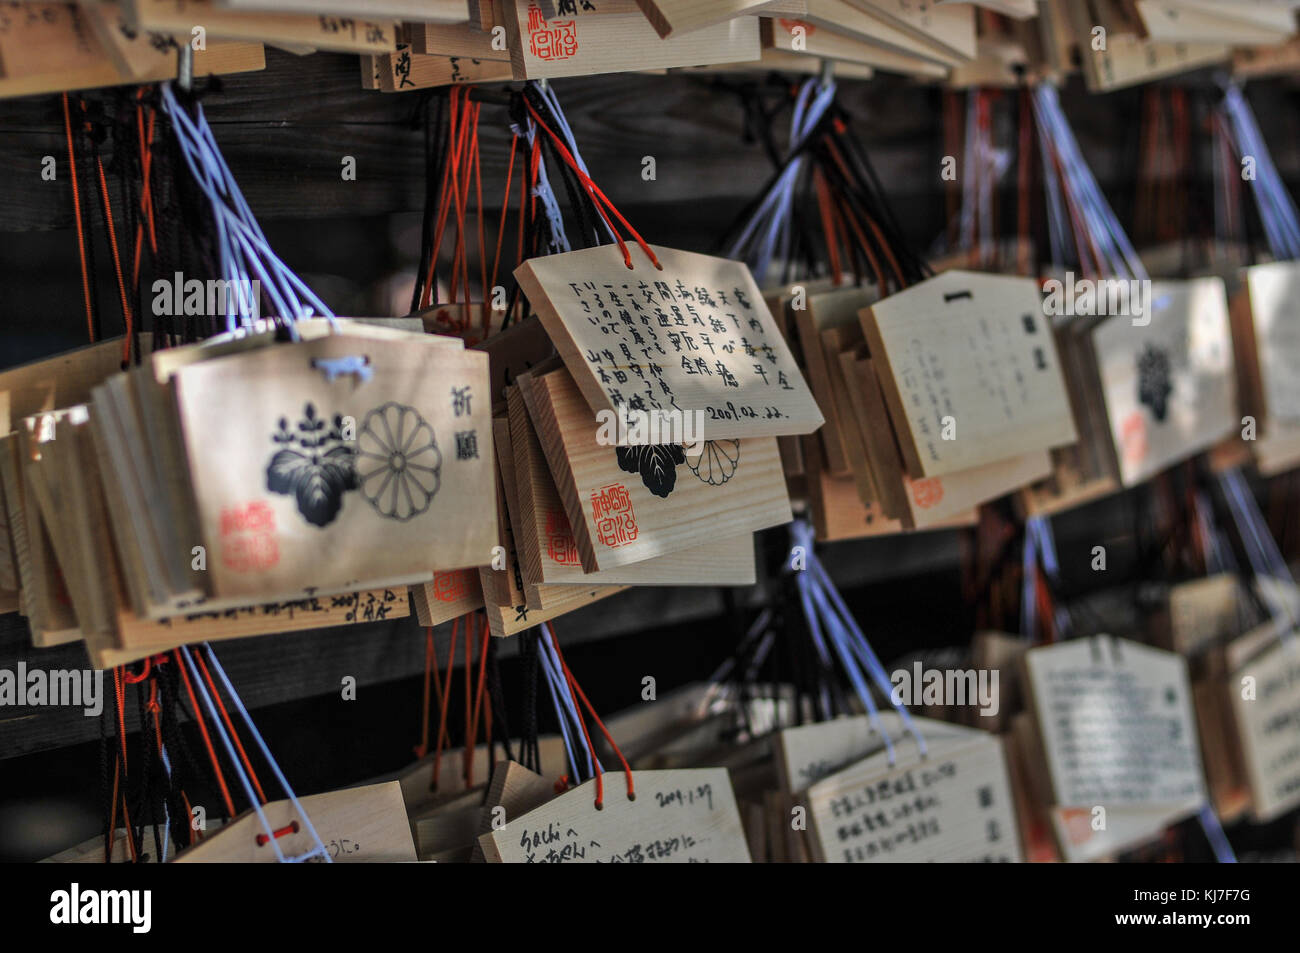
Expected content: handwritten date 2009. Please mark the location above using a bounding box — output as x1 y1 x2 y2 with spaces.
654 784 713 812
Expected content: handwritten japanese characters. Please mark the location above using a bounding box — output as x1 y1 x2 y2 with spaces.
861 270 1076 478
1230 640 1300 821
1024 637 1206 860
805 731 1022 863
516 244 824 441
479 768 751 862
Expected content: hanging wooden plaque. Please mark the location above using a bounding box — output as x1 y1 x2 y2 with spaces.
171 333 495 599
517 366 792 572
516 244 824 441
479 768 751 862
804 729 1023 862
861 270 1076 479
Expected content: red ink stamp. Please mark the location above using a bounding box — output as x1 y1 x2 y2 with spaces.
527 4 578 61
1060 807 1094 847
432 570 469 603
779 18 815 36
910 477 944 510
545 507 581 566
1120 411 1148 468
220 501 279 572
591 483 638 548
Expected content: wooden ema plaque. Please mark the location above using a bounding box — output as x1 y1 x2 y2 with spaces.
1240 262 1300 427
516 243 824 441
412 570 485 627
848 0 977 60
861 270 1076 479
804 729 1023 863
518 367 792 572
171 333 495 599
1229 638 1300 822
483 410 625 636
505 386 756 591
503 1 761 79
1023 637 1206 862
636 0 772 38
479 768 752 862
172 781 416 863
1090 278 1236 487
129 0 398 54
774 712 977 793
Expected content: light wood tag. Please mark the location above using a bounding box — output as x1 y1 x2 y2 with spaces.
505 385 756 591
1136 0 1296 45
535 0 645 16
1229 638 1300 822
469 760 558 861
390 736 569 813
1241 261 1300 427
412 570 485 627
483 407 626 633
377 46 514 90
412 785 488 861
1090 278 1236 486
171 333 495 599
406 20 512 59
1149 574 1241 657
862 270 1076 478
847 0 977 60
775 711 976 793
219 0 470 22
1024 636 1206 860
0 336 155 435
803 0 968 68
129 0 397 54
1078 28 1228 90
172 781 416 862
798 286 875 475
503 0 761 78
805 729 1023 862
516 243 824 440
635 0 772 38
479 767 752 862
760 16 950 77
0 18 263 99
517 366 791 572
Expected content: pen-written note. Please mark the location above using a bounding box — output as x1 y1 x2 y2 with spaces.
805 731 1022 863
479 768 751 863
1025 637 1205 808
516 244 823 441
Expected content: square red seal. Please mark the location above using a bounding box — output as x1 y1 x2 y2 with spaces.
545 507 581 566
527 4 578 61
432 570 469 603
590 483 638 548
219 501 279 573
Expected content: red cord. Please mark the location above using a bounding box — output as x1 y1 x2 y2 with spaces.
523 98 660 271
255 821 300 846
94 156 134 362
173 649 237 819
61 93 94 343
194 649 268 805
548 625 634 808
